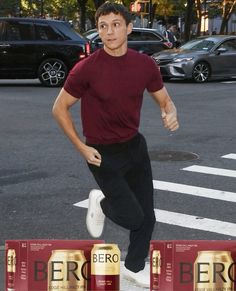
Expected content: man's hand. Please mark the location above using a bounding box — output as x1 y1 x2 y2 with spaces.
150 86 179 132
79 145 102 167
161 102 179 131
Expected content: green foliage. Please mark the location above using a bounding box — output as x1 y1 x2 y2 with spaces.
208 2 221 19
0 0 79 19
0 0 20 16
153 0 175 17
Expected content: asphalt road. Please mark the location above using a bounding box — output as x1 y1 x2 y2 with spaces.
1 78 236 290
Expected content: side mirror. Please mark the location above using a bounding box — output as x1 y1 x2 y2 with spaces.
215 47 227 55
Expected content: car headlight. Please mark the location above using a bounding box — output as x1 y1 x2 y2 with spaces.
173 57 193 63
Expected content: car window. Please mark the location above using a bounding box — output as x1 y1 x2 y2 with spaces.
218 39 236 52
35 23 63 41
53 22 79 40
5 21 33 41
128 31 161 41
140 32 161 41
128 31 141 41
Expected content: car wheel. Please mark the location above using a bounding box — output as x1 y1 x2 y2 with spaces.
38 58 68 87
192 62 210 83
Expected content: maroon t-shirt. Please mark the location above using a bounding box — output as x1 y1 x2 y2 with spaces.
64 48 163 144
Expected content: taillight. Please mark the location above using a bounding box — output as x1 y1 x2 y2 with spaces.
85 42 91 55
79 42 91 60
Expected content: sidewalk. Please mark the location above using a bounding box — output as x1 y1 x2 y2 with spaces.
0 247 147 291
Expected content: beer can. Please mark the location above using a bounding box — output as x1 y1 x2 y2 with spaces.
91 244 120 291
7 249 16 291
194 250 234 291
48 249 87 291
151 250 161 290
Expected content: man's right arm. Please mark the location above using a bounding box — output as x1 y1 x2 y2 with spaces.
52 88 102 167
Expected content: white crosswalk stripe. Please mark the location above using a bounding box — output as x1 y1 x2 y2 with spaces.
222 153 236 160
153 180 236 203
74 153 236 237
182 165 236 178
155 209 236 237
74 197 236 237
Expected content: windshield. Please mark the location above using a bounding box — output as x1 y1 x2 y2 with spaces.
180 38 218 51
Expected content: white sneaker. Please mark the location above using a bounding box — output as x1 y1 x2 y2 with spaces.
86 189 105 238
123 265 150 288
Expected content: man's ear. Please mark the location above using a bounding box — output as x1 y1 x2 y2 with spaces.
127 22 133 35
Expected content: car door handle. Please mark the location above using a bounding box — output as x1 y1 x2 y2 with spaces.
0 44 10 48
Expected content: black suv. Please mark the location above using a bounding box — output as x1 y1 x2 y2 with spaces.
0 17 90 87
84 27 170 55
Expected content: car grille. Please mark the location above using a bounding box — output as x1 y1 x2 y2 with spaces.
156 58 173 66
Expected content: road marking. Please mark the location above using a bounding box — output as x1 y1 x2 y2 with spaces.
222 153 236 160
153 180 236 203
182 165 236 178
74 199 236 237
155 209 236 237
221 81 236 84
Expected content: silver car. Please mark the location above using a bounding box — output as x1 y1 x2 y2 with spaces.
152 35 236 83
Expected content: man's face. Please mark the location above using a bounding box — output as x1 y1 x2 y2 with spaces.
97 12 132 55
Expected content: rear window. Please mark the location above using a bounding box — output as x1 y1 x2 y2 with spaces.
5 21 33 41
35 23 64 41
53 22 81 40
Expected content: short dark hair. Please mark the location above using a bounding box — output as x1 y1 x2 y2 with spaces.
95 1 132 26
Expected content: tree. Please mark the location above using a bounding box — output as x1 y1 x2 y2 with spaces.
78 0 88 32
93 0 105 9
184 0 195 41
153 0 175 24
0 0 20 16
195 0 203 36
220 0 236 33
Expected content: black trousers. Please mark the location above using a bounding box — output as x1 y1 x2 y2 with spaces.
87 133 156 272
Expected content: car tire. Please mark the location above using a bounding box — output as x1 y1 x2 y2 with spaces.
192 62 210 83
38 58 68 87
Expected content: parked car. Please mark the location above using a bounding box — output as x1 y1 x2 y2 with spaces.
84 27 171 55
152 35 236 83
0 17 90 87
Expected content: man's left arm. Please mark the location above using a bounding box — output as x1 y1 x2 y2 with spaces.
150 86 179 131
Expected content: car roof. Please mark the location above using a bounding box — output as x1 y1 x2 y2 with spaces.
196 35 236 41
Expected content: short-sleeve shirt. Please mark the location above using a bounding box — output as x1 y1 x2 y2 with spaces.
64 48 163 144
